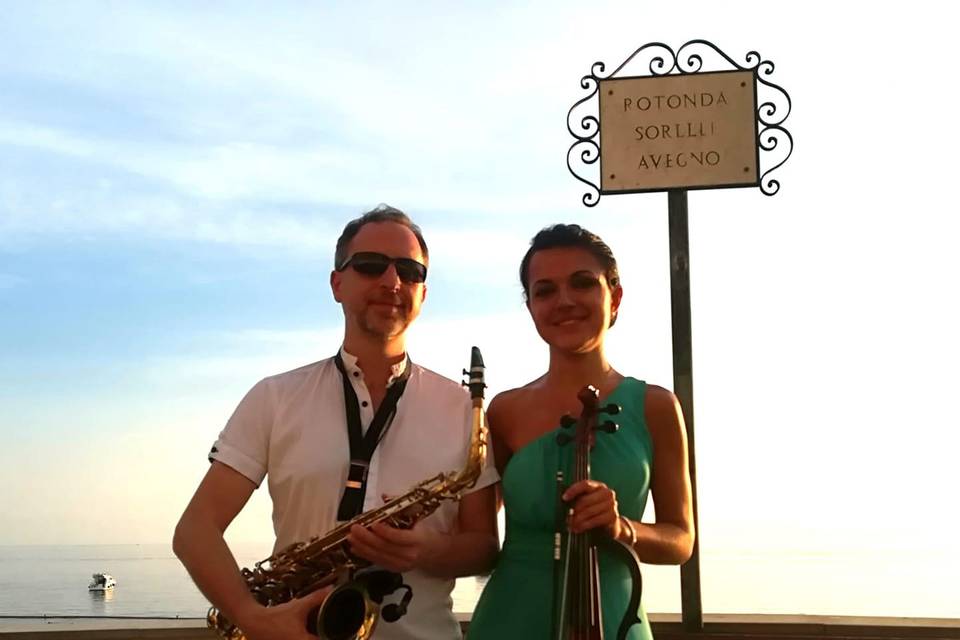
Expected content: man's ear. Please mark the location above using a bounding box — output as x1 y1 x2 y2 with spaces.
420 284 427 305
330 270 342 302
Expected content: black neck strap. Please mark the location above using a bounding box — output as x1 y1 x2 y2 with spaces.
333 351 411 521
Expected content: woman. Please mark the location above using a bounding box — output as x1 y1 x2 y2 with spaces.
469 224 695 639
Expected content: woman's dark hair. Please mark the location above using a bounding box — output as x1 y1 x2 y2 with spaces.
519 223 620 300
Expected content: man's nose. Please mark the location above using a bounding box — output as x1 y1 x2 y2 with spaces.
378 263 402 288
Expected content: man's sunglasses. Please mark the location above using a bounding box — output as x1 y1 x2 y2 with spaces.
337 252 428 284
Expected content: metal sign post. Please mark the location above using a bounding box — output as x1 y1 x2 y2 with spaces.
567 40 793 632
667 188 703 630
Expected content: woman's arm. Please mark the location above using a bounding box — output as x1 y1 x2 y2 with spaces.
487 393 515 478
628 384 695 564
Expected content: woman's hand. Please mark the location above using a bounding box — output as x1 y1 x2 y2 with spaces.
562 479 622 539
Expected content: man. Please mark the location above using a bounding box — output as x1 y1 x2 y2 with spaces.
173 205 499 640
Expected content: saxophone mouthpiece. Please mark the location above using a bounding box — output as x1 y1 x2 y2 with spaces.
464 346 486 401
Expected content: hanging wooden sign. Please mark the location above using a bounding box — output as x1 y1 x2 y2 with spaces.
567 40 793 205
599 70 758 193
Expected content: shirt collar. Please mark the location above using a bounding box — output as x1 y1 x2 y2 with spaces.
338 346 410 386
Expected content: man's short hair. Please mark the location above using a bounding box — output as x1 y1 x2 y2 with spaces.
334 204 430 269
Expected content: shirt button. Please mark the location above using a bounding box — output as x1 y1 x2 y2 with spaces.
361 401 369 407
352 371 360 378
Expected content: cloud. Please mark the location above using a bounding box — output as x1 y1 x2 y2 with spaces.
139 325 344 388
1 2 661 249
0 273 26 289
0 122 99 157
131 312 548 401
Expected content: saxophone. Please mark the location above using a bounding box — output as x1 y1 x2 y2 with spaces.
207 347 489 640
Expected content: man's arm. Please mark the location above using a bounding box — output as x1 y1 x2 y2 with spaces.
347 483 499 578
172 461 259 626
348 385 501 578
173 462 328 640
421 483 499 577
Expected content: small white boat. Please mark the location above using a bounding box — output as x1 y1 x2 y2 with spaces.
88 572 117 591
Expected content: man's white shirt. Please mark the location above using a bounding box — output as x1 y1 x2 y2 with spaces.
210 348 498 640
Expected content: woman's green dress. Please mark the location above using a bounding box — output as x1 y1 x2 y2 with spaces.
468 378 653 639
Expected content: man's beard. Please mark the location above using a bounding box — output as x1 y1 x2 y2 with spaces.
358 298 412 339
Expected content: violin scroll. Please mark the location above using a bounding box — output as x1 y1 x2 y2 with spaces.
555 391 623 447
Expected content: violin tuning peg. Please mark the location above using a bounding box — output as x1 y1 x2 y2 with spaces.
560 415 576 429
601 420 619 433
556 432 573 446
603 403 621 415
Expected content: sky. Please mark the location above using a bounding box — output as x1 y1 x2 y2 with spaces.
2 0 959 618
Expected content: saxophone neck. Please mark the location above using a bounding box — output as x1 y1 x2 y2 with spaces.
454 401 488 488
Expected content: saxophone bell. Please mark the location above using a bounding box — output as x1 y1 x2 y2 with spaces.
307 570 405 640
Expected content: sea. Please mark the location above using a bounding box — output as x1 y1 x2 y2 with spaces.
0 544 485 620
1 544 958 621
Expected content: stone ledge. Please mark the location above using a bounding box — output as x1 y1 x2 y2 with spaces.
2 614 958 639
647 614 960 640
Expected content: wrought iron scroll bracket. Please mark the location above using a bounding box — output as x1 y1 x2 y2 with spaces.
566 40 794 206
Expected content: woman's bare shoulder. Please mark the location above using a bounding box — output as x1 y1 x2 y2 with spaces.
644 383 678 407
488 378 546 422
486 380 547 465
643 384 685 435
